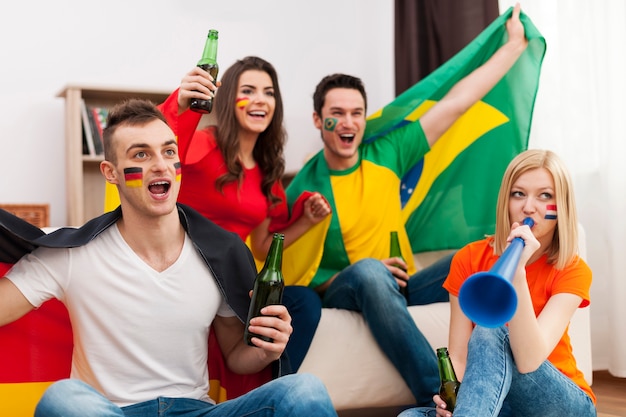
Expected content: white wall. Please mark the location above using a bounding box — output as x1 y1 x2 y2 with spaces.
0 0 394 227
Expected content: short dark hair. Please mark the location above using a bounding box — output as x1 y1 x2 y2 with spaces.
312 73 368 116
102 99 169 163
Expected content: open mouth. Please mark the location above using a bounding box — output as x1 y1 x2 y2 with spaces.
148 181 171 196
249 110 266 119
340 134 355 144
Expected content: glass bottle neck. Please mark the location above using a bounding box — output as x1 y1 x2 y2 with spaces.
198 32 218 65
264 234 284 271
437 350 458 382
390 231 403 259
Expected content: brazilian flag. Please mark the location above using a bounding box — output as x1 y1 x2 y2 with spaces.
366 6 546 252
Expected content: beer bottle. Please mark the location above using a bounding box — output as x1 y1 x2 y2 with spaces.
390 230 408 299
244 233 285 346
190 29 219 114
437 347 461 412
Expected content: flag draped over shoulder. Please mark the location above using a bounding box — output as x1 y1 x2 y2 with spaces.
365 7 545 252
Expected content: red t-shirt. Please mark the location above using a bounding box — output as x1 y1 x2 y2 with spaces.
176 127 286 240
158 91 288 241
444 238 595 403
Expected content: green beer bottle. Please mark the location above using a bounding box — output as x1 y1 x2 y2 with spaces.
390 230 408 299
190 29 219 114
437 347 461 412
244 233 285 346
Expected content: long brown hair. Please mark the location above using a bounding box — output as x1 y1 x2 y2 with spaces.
213 56 286 204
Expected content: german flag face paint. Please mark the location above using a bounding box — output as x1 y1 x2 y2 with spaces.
324 117 338 132
236 97 250 109
545 204 557 220
174 162 182 182
124 167 143 188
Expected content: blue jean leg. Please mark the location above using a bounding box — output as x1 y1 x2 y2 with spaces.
207 373 336 416
35 379 124 417
281 285 322 373
406 252 453 306
452 326 596 417
397 406 437 417
322 258 442 406
35 374 337 417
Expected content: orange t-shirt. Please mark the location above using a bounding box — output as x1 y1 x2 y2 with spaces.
444 238 595 404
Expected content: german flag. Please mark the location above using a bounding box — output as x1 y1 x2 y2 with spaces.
175 162 182 182
124 167 143 188
0 264 73 416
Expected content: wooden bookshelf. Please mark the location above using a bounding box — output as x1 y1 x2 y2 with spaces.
0 204 50 228
57 85 171 226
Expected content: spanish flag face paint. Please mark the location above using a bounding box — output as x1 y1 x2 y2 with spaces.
236 97 250 109
545 204 557 220
174 162 182 182
324 117 337 132
124 167 143 188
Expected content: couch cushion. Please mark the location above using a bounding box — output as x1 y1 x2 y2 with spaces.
299 303 450 410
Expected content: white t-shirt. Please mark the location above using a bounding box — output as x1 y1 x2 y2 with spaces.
7 225 235 407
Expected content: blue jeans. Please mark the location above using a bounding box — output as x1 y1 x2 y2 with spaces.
282 286 322 373
35 374 337 417
398 326 596 417
321 254 452 407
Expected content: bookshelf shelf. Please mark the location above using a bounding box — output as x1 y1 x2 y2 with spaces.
57 85 171 226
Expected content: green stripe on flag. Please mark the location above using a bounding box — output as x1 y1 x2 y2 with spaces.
365 7 546 253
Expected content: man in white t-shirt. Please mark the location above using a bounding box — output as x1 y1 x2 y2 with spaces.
0 99 336 417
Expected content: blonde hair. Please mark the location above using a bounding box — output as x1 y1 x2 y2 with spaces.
493 149 579 269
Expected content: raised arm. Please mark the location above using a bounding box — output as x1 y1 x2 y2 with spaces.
175 66 219 115
158 67 220 164
420 3 528 147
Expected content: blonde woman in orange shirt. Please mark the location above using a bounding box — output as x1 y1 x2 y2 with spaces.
400 149 596 417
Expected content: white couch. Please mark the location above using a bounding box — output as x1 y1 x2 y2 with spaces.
298 226 593 413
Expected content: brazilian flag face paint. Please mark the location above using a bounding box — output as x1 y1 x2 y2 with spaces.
324 117 338 132
124 167 143 187
174 162 182 182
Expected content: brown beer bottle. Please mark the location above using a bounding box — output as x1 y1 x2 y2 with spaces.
389 230 408 299
437 347 461 412
244 233 285 346
190 29 219 114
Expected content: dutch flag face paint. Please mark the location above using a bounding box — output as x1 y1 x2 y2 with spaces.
124 167 143 187
324 117 337 132
545 204 557 220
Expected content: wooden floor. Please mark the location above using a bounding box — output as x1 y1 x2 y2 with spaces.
595 370 626 417
338 370 625 417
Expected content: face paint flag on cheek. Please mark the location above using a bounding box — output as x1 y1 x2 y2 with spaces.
124 167 143 188
545 204 557 220
324 117 337 132
174 162 182 182
236 97 250 109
